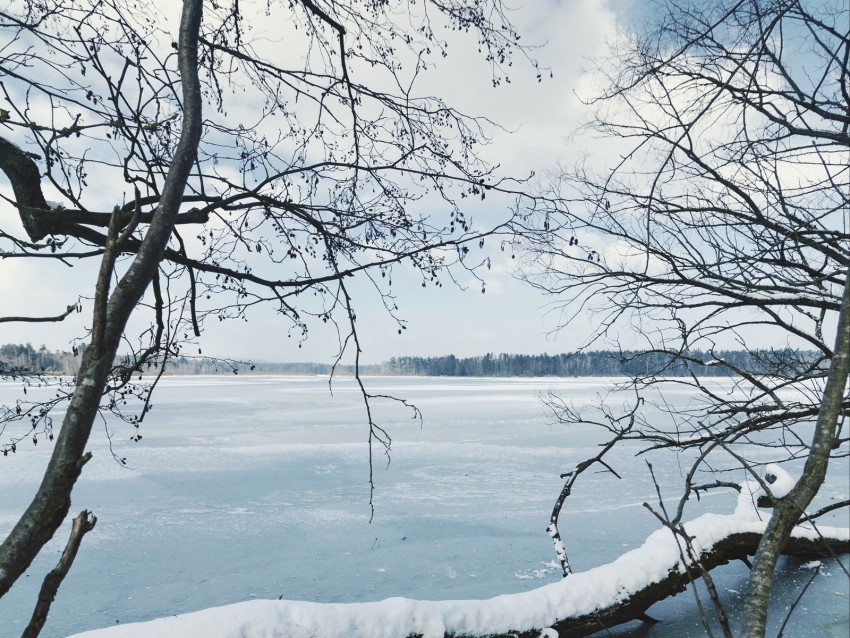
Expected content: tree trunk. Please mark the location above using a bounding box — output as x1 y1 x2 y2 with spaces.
0 0 205 600
740 268 850 637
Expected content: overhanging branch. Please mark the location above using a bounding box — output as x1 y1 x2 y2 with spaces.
0 135 208 245
0 136 50 241
0 304 77 324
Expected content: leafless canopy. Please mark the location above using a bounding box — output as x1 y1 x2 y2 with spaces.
0 0 540 620
521 0 849 634
525 0 848 465
0 0 543 455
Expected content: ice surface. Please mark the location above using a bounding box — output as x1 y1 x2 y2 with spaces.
0 376 846 637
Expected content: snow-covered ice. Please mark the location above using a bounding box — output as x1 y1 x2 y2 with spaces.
66 514 849 638
0 376 846 637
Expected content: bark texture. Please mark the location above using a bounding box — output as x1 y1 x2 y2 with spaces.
0 138 50 240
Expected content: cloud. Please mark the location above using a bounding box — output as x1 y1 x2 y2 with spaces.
0 0 631 361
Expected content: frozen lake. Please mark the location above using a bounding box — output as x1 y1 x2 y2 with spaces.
0 376 847 637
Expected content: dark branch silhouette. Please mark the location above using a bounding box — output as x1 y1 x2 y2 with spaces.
522 0 850 634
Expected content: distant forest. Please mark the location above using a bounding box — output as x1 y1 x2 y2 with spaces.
0 343 81 375
0 342 821 378
377 350 822 377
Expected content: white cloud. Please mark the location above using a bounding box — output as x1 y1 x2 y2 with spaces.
0 0 630 361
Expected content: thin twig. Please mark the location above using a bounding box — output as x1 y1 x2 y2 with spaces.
776 562 821 638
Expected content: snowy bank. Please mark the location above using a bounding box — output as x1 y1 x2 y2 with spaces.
68 512 849 638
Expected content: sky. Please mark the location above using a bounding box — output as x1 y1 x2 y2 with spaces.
0 0 641 365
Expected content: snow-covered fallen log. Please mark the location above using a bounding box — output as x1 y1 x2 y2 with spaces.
69 512 848 638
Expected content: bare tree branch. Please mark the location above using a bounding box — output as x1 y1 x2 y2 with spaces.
0 305 77 324
21 510 96 638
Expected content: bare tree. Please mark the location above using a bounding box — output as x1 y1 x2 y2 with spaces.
0 0 540 631
520 0 849 634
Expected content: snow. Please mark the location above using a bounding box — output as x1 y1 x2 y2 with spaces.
734 463 797 520
763 463 795 498
68 510 849 638
545 523 568 569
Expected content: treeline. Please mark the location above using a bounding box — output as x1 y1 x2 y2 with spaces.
0 343 821 378
0 345 367 377
164 357 365 376
0 343 80 376
378 350 823 378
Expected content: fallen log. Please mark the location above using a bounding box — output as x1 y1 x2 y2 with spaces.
543 529 847 638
